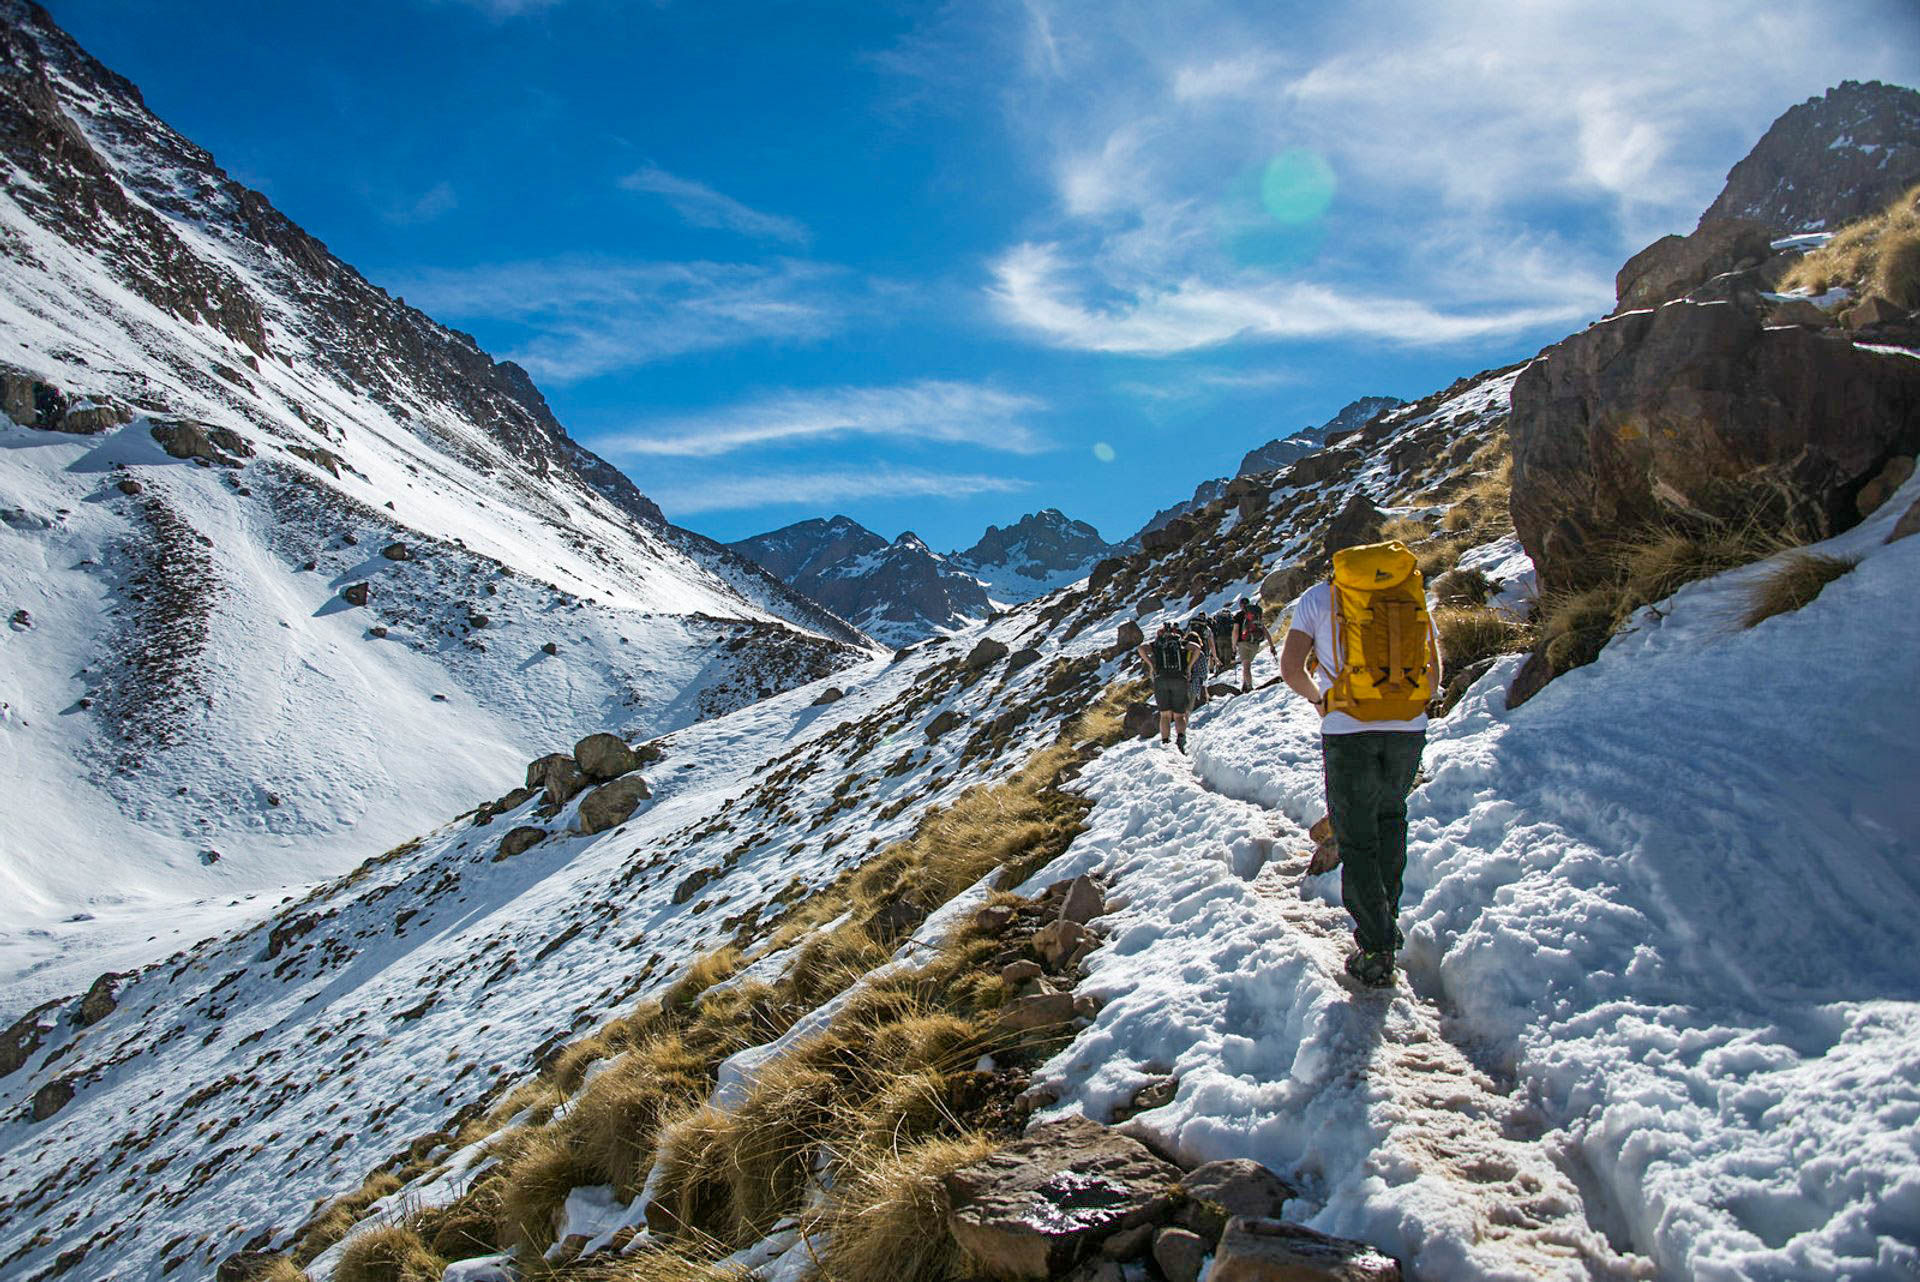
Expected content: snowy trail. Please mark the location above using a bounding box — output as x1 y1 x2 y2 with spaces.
1021 688 1647 1280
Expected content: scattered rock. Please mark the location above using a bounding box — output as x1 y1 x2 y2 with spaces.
467 612 490 629
1115 619 1144 655
925 709 964 742
115 478 143 496
997 990 1077 1033
1260 563 1312 605
1122 702 1158 740
1088 557 1126 593
1140 516 1196 556
367 625 388 639
810 686 844 705
1099 1223 1155 1261
1153 1227 1209 1282
207 426 254 458
541 641 559 656
672 866 715 905
964 637 1011 672
1002 959 1044 985
1114 1075 1178 1123
381 542 412 561
575 774 650 834
199 849 221 865
943 1116 1184 1280
1208 1216 1401 1282
1856 455 1916 517
1 1000 61 1077
76 971 130 1027
573 732 638 781
1006 647 1042 673
1058 875 1103 925
150 420 243 465
974 904 1015 935
289 443 346 477
31 1078 75 1121
494 826 546 861
1177 1159 1296 1240
341 582 371 607
1322 494 1385 564
9 608 29 631
1031 919 1094 968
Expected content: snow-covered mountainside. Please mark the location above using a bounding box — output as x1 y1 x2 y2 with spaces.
0 1 873 1008
731 508 1117 647
7 343 1916 1281
1135 395 1404 539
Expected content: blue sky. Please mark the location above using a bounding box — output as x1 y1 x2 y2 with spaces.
45 0 1920 550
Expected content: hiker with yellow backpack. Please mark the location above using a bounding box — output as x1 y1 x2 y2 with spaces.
1279 536 1442 989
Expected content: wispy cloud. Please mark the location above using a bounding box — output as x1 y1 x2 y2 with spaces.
647 464 1031 516
381 180 457 226
605 380 1048 458
917 0 1920 356
389 257 847 383
619 165 811 246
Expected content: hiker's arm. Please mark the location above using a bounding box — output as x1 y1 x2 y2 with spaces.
1280 629 1321 709
1138 643 1154 677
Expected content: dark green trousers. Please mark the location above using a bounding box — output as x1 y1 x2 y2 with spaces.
1322 730 1425 953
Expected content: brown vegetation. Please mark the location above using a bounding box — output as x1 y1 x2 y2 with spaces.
1780 182 1920 306
333 1224 445 1282
1743 553 1859 628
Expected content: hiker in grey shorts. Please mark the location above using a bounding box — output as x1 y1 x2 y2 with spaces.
1139 619 1200 752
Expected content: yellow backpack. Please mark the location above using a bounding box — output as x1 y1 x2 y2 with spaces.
1322 541 1435 721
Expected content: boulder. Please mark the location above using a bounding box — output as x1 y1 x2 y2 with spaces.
1122 702 1158 740
340 582 371 607
1006 647 1042 673
1614 218 1777 312
1031 919 1093 968
1284 446 1362 488
1 999 61 1077
1153 1228 1209 1282
572 732 638 781
1767 298 1833 328
1842 294 1907 330
494 826 546 861
810 686 844 706
925 709 964 742
1058 875 1103 925
1002 959 1044 985
467 612 490 629
31 1077 75 1122
76 971 130 1027
1238 490 1268 520
1088 557 1127 593
115 478 142 496
541 641 559 656
151 420 236 465
207 427 254 458
576 775 651 834
288 443 345 477
1113 1075 1178 1122
1510 298 1920 594
1115 619 1144 655
973 903 1015 934
1260 563 1312 605
1208 1217 1401 1282
1323 494 1385 563
1140 516 1196 556
53 400 130 434
526 753 586 806
1857 456 1916 517
381 542 412 561
995 990 1077 1033
672 866 716 905
943 1117 1183 1279
1177 1159 1296 1239
964 637 1011 672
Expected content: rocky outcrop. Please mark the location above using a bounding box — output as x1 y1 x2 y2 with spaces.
1322 494 1385 564
1 1000 61 1077
31 1077 76 1122
76 971 130 1027
1699 80 1920 233
340 582 371 607
494 826 546 860
575 775 650 834
1510 297 1920 593
151 420 246 466
1614 218 1777 312
526 753 587 807
0 368 132 434
943 1116 1183 1279
963 637 1009 672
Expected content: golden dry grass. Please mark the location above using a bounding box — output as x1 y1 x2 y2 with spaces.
1378 515 1429 546
648 1105 737 1243
1742 553 1859 628
491 1127 596 1256
662 947 743 1011
815 1134 1000 1282
291 1171 403 1264
1431 566 1493 607
334 1224 445 1282
238 1260 309 1282
1433 606 1532 673
1780 182 1920 306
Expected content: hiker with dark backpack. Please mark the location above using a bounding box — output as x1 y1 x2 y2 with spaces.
1210 608 1237 691
1278 538 1441 989
1185 615 1216 709
1138 619 1200 752
1232 597 1276 694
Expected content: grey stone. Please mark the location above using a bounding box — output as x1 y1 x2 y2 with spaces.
494 826 545 861
572 732 638 781
381 542 412 561
1178 1159 1296 1240
1153 1227 1209 1282
1209 1216 1401 1282
576 774 651 834
810 686 844 705
31 1077 74 1122
964 637 1011 672
526 753 587 806
1059 875 1103 925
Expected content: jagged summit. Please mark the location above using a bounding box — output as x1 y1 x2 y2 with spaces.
1701 79 1920 232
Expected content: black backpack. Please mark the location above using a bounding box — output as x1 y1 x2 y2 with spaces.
1152 630 1187 673
1211 611 1235 649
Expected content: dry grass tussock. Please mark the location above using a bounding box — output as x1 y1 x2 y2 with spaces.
816 1134 1000 1282
1743 553 1860 629
1377 515 1429 546
1780 182 1920 307
572 1254 751 1281
334 1224 445 1282
1434 606 1532 673
243 1260 311 1282
291 1171 402 1264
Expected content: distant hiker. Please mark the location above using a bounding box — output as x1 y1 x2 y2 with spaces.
1278 539 1441 989
1185 614 1216 709
1139 619 1200 752
1210 607 1238 690
1232 597 1276 694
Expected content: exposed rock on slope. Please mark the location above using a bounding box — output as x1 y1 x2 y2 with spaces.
1700 80 1920 233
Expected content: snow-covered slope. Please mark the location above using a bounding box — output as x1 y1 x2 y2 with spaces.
4 351 1916 1281
0 2 872 1008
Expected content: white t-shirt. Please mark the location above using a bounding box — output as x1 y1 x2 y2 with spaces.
1287 581 1438 735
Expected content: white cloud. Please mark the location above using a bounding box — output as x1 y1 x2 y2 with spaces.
389 258 847 382
619 165 811 246
948 0 1920 354
646 464 1031 516
606 380 1048 458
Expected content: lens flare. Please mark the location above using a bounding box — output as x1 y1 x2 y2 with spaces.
1093 441 1117 462
1260 148 1336 225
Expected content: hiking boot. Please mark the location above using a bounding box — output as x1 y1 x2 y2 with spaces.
1344 947 1394 988
1176 733 1187 753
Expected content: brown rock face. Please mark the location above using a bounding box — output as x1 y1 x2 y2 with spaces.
526 753 586 806
1322 494 1385 563
943 1117 1183 1279
1088 556 1126 593
1122 701 1158 740
964 637 1011 672
1 1000 61 1077
31 1077 76 1121
340 582 371 607
1510 299 1920 594
575 774 650 834
572 732 638 781
1116 619 1144 655
494 826 546 860
1209 1216 1401 1282
1176 1159 1296 1240
1614 218 1777 312
76 971 130 1027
